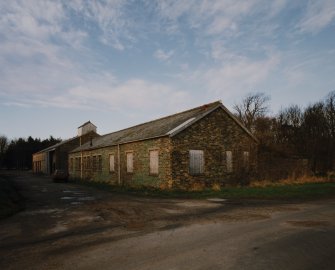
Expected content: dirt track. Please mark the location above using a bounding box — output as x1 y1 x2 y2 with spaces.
1 172 335 269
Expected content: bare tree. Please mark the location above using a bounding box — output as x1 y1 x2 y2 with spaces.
325 91 335 139
233 92 270 132
275 105 303 155
278 105 303 128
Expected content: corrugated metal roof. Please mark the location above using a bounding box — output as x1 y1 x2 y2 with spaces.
71 100 257 153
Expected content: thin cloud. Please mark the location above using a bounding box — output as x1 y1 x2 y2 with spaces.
65 0 133 50
298 0 335 34
153 49 174 61
65 78 191 112
202 52 281 97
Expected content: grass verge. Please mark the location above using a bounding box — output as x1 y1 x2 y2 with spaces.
0 175 24 219
73 179 335 201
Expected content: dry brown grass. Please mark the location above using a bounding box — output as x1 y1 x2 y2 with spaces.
250 175 333 188
211 182 221 191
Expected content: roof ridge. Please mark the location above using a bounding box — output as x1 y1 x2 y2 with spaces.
99 100 222 138
78 120 97 128
36 136 75 153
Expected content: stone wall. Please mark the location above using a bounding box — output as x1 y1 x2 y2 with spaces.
171 107 257 188
69 137 173 188
119 137 172 188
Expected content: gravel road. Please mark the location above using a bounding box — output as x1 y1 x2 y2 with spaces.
1 172 334 270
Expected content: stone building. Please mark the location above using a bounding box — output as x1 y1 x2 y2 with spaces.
69 101 258 189
32 121 99 174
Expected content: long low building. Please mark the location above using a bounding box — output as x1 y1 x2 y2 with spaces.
69 101 258 189
32 121 99 175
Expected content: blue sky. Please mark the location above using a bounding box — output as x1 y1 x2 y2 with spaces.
1 0 335 139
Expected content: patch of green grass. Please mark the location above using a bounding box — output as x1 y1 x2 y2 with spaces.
210 183 335 200
72 179 335 200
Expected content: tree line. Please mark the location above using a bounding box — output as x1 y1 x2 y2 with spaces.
234 91 335 176
0 136 61 170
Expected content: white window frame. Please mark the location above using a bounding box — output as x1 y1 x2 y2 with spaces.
126 151 134 173
149 150 159 175
189 150 204 175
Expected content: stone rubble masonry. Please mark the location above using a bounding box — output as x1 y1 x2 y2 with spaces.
171 107 257 188
68 107 257 189
70 137 173 188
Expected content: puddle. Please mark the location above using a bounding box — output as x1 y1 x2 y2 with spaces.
207 198 226 202
61 195 94 202
71 202 83 205
63 190 87 196
163 208 184 214
47 223 68 234
177 201 219 208
75 215 104 222
77 197 95 201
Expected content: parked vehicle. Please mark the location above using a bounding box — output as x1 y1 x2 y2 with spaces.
52 169 69 182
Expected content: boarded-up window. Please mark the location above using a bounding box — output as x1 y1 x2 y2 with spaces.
149 150 159 175
87 156 91 171
83 157 87 170
243 151 249 168
189 150 204 175
98 155 102 171
126 152 133 173
75 157 81 171
92 156 97 172
226 151 233 173
109 154 115 172
75 158 78 171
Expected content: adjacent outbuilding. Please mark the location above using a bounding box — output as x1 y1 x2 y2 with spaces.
32 121 99 175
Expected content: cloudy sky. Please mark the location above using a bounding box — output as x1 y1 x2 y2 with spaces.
1 0 335 139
